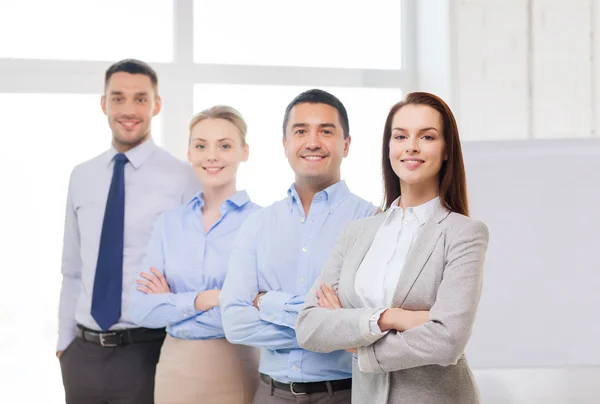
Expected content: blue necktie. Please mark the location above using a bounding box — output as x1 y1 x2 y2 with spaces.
91 153 128 331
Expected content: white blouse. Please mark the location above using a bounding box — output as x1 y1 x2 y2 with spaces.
355 196 441 323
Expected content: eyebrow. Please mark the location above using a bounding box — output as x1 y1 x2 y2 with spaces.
192 137 234 142
392 126 439 133
109 91 149 97
291 123 337 129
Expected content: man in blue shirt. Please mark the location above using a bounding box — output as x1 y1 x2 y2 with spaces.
220 89 378 403
57 59 199 403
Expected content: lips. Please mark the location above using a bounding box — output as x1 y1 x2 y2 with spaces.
400 158 425 170
301 155 327 161
203 167 224 174
118 119 140 131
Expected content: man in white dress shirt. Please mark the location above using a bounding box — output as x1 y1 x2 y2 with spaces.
57 59 199 403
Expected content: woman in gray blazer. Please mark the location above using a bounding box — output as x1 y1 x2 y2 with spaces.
296 92 489 404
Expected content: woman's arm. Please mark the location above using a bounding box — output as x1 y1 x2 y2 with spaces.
295 223 387 353
357 220 489 373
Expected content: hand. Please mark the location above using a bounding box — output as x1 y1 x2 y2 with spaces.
377 308 430 332
136 267 171 294
56 351 63 359
317 283 343 310
253 292 266 310
345 348 358 354
194 290 221 311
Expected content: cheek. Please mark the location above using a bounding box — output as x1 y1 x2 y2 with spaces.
388 143 402 161
188 151 204 165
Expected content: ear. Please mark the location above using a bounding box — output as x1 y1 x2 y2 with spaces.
187 146 192 163
282 136 288 157
343 135 351 158
153 95 162 116
101 95 107 115
242 143 249 163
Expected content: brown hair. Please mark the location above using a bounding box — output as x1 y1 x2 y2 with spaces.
189 105 248 145
381 92 469 216
104 59 158 93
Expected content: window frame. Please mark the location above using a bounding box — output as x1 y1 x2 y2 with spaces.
0 0 416 158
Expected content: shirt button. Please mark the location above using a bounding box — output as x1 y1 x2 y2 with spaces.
302 247 308 252
301 218 305 223
291 365 297 371
299 278 305 283
269 315 274 321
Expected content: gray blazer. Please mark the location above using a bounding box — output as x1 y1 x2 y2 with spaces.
296 203 489 404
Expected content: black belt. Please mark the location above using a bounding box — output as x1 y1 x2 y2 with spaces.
76 325 165 347
260 373 351 396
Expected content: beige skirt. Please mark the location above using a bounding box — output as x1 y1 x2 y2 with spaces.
154 334 259 404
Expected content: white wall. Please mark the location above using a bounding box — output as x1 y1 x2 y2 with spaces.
417 1 599 403
451 0 599 141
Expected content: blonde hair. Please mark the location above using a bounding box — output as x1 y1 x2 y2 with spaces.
189 105 248 145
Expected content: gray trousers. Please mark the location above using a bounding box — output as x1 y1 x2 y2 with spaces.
253 377 351 404
59 336 163 404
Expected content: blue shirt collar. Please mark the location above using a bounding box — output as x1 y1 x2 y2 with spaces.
186 190 251 212
286 180 351 212
107 137 157 169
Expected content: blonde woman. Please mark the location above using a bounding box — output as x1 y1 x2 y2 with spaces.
129 106 261 403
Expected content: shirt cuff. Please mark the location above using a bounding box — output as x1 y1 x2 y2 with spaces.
172 292 198 318
368 308 388 335
258 291 289 324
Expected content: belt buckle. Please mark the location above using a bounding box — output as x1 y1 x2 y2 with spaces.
289 382 306 396
99 332 119 347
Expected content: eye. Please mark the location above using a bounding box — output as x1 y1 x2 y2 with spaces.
136 97 147 103
393 134 407 140
195 144 205 149
422 135 435 140
322 130 333 135
295 129 306 135
220 144 231 149
112 97 123 103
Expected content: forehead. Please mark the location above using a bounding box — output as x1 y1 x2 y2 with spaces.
190 118 241 140
105 72 155 95
288 102 341 125
392 104 443 130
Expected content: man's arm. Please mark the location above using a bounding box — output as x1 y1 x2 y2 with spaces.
220 214 301 350
57 171 82 354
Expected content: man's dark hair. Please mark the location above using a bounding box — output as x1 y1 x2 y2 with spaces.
104 59 158 93
282 89 350 139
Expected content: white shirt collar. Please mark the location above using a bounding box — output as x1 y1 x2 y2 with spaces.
388 196 441 226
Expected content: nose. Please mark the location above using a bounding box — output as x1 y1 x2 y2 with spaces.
205 147 218 161
405 137 420 153
304 130 322 150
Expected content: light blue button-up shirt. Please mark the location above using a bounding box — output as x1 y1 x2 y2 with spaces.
220 181 377 383
128 190 261 339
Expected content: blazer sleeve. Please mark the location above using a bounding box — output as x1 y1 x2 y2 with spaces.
295 223 386 353
357 220 489 373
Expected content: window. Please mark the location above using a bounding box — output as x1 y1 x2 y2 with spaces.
194 84 402 206
0 3 410 402
0 0 173 62
193 0 403 69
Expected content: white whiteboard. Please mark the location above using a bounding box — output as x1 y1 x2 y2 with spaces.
462 138 600 368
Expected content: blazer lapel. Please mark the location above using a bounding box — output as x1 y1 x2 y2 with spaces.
391 204 450 308
340 213 387 308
